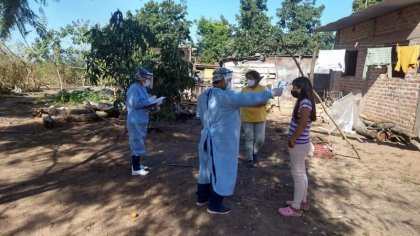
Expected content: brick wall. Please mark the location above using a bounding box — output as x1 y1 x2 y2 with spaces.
331 70 419 135
337 4 420 46
363 70 420 134
330 3 420 135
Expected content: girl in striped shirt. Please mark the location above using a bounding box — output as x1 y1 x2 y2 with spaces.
278 77 317 217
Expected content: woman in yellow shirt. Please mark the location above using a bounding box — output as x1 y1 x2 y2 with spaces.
241 70 267 167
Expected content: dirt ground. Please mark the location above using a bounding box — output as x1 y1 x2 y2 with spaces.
0 91 420 236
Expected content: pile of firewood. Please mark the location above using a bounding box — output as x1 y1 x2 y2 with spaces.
355 114 419 150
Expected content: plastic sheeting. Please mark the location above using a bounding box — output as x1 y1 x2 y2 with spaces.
328 92 362 134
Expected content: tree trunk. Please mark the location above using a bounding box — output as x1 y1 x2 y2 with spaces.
55 65 63 90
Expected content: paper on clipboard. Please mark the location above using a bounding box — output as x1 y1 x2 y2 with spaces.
148 96 166 105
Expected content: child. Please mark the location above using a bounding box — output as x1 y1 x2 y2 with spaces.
278 76 316 217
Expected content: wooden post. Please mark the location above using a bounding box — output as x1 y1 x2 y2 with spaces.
278 35 361 159
309 44 320 85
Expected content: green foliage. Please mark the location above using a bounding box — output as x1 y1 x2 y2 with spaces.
86 0 194 120
25 20 92 89
37 88 114 105
134 0 195 117
86 10 150 94
59 20 91 67
352 0 383 12
27 30 64 64
276 0 334 55
0 0 59 38
234 0 277 57
196 16 234 64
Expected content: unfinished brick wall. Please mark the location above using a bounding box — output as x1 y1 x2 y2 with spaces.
339 21 370 44
375 4 420 36
338 4 420 46
363 71 420 134
330 65 387 95
330 3 420 136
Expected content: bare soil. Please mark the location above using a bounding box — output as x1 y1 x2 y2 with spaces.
0 91 419 236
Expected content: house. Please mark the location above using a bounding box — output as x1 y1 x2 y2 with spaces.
222 55 320 97
313 0 420 137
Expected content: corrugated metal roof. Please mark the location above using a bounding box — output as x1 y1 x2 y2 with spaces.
313 0 420 32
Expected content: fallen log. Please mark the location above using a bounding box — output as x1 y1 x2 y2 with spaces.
43 115 55 129
66 113 97 122
68 108 93 115
85 102 119 117
410 139 420 151
95 111 109 118
354 124 378 139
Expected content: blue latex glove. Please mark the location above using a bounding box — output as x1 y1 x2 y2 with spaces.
278 80 288 88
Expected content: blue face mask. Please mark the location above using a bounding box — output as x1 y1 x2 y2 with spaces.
247 80 255 87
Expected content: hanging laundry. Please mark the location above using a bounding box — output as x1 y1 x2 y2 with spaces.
362 47 392 79
395 45 420 73
418 55 420 73
315 49 346 74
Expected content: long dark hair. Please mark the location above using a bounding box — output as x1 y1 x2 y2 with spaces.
292 77 317 122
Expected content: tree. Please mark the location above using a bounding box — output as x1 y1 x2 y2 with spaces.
276 0 334 55
234 0 277 57
352 0 383 12
196 16 234 64
86 1 195 117
86 10 150 99
0 0 58 38
134 0 194 115
60 20 91 67
27 29 66 90
26 20 92 89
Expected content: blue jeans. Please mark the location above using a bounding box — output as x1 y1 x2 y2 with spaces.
242 122 266 161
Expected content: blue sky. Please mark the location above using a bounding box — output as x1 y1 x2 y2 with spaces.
11 0 353 44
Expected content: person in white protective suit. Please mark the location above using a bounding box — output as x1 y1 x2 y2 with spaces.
196 67 287 214
126 67 161 176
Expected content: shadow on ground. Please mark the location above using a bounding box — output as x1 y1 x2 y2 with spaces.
1 96 413 235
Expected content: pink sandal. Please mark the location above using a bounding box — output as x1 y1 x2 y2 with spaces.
278 206 304 217
285 200 310 211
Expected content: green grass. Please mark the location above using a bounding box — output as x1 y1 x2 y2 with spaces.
36 88 115 105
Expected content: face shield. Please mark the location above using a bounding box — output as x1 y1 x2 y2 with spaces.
134 67 154 88
212 67 233 89
143 74 154 88
224 72 232 83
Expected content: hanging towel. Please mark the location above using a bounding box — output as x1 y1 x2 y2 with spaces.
315 50 346 74
395 45 420 73
362 47 392 79
418 55 420 73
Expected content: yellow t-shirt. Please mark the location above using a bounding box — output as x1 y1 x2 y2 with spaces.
395 45 420 73
240 85 267 122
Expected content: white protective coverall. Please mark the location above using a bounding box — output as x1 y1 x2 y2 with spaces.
197 87 274 196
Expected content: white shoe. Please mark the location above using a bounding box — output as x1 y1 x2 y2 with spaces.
140 165 150 170
132 168 149 176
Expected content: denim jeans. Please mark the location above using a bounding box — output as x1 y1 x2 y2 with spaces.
242 122 266 161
